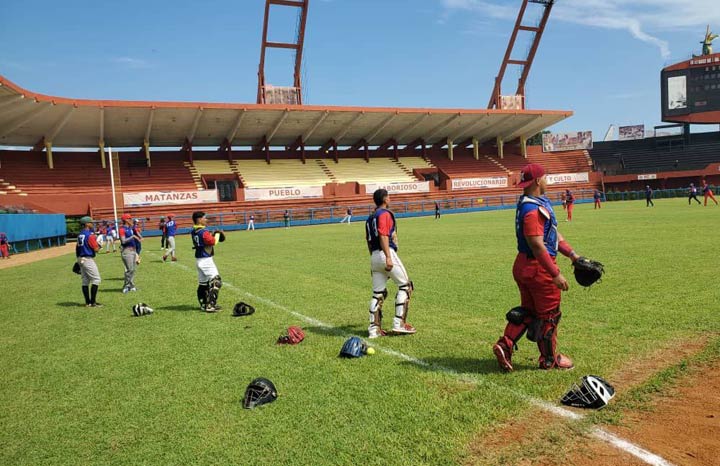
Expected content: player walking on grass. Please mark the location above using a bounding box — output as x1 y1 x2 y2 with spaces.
702 180 718 206
162 214 177 262
0 232 10 259
191 211 223 313
76 216 102 307
493 163 582 371
593 189 602 209
119 214 140 293
565 189 574 221
159 216 167 250
365 188 416 338
645 185 655 207
689 183 701 205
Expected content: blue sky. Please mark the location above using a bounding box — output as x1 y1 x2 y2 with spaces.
1 0 718 140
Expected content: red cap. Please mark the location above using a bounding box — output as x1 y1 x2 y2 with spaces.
517 163 545 188
167 214 174 218
121 213 132 221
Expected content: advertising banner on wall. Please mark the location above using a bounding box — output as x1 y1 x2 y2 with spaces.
618 125 645 141
364 181 430 194
545 172 589 185
123 190 218 207
451 177 508 190
637 174 657 180
542 131 593 152
244 186 324 201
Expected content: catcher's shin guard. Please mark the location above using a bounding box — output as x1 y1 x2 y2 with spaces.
394 281 414 326
197 283 209 309
368 289 387 329
207 275 222 307
537 310 572 369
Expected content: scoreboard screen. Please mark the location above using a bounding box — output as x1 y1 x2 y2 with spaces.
662 63 720 120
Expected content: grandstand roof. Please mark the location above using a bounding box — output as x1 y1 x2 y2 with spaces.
0 74 571 149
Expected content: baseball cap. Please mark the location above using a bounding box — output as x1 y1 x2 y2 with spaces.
121 213 132 221
517 163 545 189
80 216 94 224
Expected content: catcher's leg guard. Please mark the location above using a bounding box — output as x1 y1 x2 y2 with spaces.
197 283 209 310
207 275 222 307
536 311 573 369
393 281 413 327
368 289 387 335
495 307 533 372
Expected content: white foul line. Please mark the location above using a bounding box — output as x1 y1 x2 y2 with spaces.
155 253 674 466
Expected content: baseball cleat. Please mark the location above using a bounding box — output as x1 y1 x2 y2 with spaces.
171 257 177 262
122 288 129 294
368 326 387 339
204 306 218 313
493 343 513 372
162 255 167 262
539 354 574 370
391 322 417 335
130 287 138 292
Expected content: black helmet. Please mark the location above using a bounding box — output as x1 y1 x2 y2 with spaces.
243 378 277 409
233 302 256 317
132 302 154 317
561 375 615 409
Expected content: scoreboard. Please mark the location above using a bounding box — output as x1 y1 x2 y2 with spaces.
661 54 720 124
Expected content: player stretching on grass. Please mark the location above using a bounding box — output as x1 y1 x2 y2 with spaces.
702 180 718 206
365 188 416 338
493 163 582 371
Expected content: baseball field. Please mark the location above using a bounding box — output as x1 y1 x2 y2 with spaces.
1 200 718 465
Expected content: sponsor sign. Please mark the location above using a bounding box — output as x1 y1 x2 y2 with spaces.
546 172 589 185
244 186 324 201
364 181 430 194
500 95 523 110
542 131 593 152
619 125 645 141
123 190 218 207
637 174 657 180
451 177 508 190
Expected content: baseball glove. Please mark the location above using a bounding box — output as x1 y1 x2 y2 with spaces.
233 301 255 317
213 230 226 243
573 257 604 287
72 262 81 274
277 326 305 345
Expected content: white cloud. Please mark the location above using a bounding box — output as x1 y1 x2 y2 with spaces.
441 0 720 59
112 57 151 69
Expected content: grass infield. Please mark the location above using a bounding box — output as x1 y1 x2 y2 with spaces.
1 200 719 465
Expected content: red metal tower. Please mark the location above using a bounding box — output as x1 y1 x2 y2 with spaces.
257 0 310 105
488 0 554 110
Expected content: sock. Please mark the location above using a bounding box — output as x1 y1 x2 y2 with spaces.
82 286 90 305
90 285 99 305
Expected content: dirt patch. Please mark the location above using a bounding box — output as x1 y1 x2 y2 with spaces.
466 340 719 465
0 243 74 270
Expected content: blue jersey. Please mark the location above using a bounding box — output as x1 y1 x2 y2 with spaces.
191 227 214 258
76 228 97 257
120 225 136 248
515 195 558 257
593 191 601 200
166 220 177 236
365 208 397 253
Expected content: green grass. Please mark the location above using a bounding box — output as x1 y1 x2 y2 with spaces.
1 200 719 465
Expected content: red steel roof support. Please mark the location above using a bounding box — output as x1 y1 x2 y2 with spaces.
488 0 554 110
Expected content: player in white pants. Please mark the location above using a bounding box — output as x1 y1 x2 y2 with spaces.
365 189 416 338
247 214 255 231
191 211 222 312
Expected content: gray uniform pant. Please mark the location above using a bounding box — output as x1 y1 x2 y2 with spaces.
78 257 101 286
121 248 137 289
166 236 176 258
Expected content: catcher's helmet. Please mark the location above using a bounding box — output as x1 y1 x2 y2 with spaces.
132 303 154 317
561 375 615 409
339 336 367 358
232 302 255 317
243 378 277 409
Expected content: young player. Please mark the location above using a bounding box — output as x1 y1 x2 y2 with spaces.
689 183 701 205
76 216 102 307
132 219 144 264
560 191 567 210
702 179 718 206
593 189 602 209
365 189 416 338
162 214 177 262
284 210 290 228
119 214 140 293
340 208 352 224
158 216 167 250
191 211 222 313
493 163 583 371
565 189 574 221
645 185 655 207
247 213 255 231
434 201 441 219
105 222 117 253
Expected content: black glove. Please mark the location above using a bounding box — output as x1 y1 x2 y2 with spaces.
573 257 604 287
72 262 81 275
213 230 226 243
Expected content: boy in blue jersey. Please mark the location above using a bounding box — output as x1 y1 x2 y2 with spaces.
365 189 416 338
119 213 141 293
493 164 583 371
162 214 177 262
76 216 102 307
191 211 222 312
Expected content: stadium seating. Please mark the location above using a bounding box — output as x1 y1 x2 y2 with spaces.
235 159 332 187
397 157 435 171
323 158 417 184
429 152 508 178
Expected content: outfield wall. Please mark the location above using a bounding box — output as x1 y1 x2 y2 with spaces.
0 213 67 253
